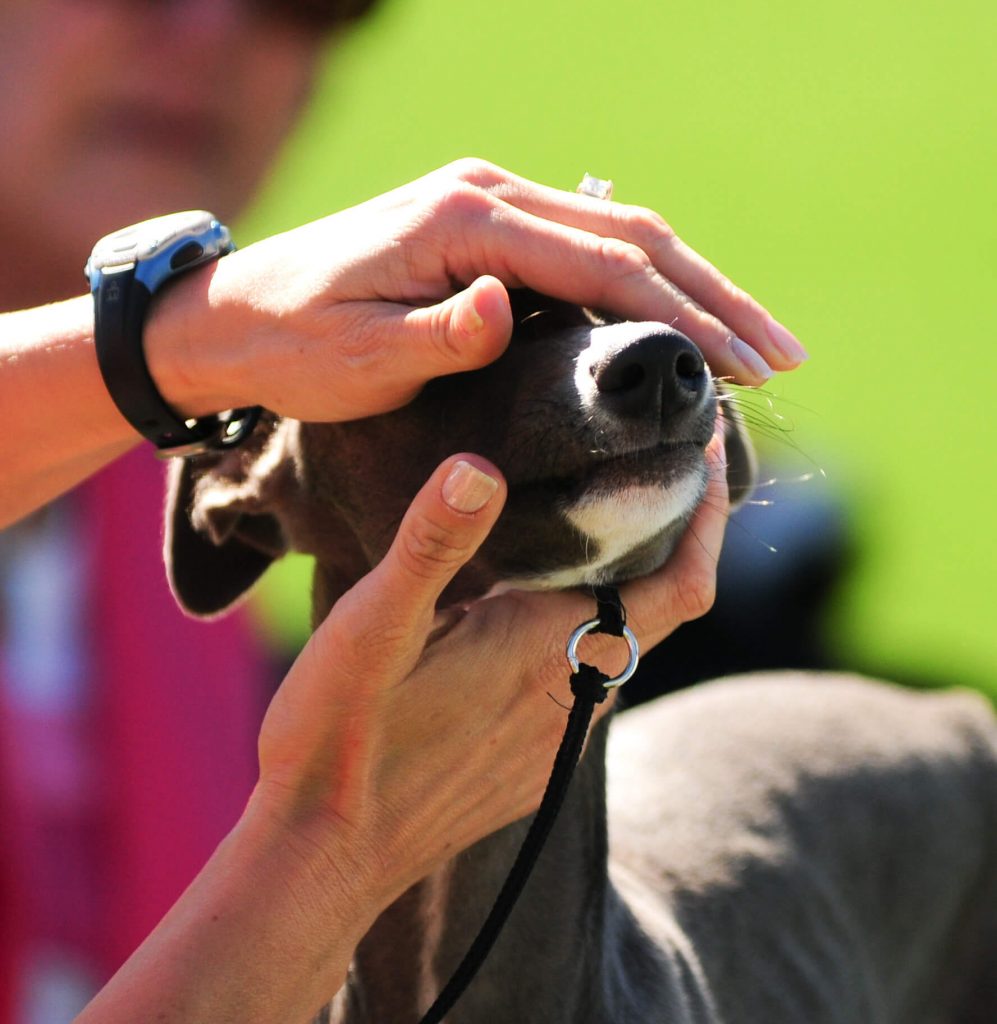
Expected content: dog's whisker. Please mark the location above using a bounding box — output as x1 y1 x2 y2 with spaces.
729 412 795 436
584 533 594 566
742 471 821 493
720 510 780 554
681 519 723 566
728 386 820 416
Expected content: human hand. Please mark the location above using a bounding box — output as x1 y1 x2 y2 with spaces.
248 428 729 919
70 434 728 1024
147 159 805 424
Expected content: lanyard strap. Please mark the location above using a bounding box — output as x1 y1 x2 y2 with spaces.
417 586 638 1024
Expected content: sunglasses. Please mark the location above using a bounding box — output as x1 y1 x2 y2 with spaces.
105 0 380 31
250 0 379 29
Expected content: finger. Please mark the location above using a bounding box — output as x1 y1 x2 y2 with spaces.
642 232 808 372
441 583 627 730
439 425 729 710
619 428 730 648
429 162 804 379
479 174 807 371
435 202 776 386
316 454 507 684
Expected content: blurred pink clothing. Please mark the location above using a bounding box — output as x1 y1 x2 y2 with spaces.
83 447 267 972
1 446 269 1000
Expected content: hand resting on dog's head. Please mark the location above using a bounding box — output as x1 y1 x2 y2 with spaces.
166 289 753 623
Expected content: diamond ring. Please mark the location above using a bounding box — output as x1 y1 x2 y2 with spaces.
576 174 614 201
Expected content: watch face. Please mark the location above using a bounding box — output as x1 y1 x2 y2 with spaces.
85 210 231 291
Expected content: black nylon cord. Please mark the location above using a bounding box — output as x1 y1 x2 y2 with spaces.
591 585 626 636
416 587 625 1024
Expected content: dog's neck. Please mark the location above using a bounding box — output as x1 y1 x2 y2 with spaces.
339 725 613 1023
311 565 670 1024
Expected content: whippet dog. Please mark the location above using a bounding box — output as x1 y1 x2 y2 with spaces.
166 290 997 1023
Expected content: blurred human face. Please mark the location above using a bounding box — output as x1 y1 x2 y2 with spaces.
0 0 325 298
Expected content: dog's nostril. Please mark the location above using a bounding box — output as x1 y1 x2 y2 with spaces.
595 359 645 394
675 349 705 386
592 330 707 420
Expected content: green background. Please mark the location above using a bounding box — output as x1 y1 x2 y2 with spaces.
240 0 996 696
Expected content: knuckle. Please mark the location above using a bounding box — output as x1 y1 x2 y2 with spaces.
425 299 473 366
328 307 386 370
428 179 494 226
444 156 504 189
299 622 372 698
329 598 426 677
620 206 676 251
596 237 653 282
722 276 760 315
707 266 743 302
426 300 457 350
623 559 719 642
397 512 471 581
359 619 420 664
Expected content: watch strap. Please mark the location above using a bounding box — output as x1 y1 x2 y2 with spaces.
90 238 260 458
93 265 224 449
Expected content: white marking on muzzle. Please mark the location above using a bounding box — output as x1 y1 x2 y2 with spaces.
489 470 705 594
562 472 704 581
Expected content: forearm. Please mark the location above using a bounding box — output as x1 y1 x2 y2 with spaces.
0 295 139 525
76 790 373 1024
0 272 223 527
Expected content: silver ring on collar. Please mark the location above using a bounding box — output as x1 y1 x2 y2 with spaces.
566 620 640 689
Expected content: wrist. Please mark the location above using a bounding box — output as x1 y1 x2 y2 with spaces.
143 257 251 419
77 783 376 1023
241 781 385 943
216 785 379 1002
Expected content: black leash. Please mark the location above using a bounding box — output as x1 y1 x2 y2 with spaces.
417 585 638 1024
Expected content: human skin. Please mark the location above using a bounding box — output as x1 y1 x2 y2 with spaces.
74 439 731 1024
3 237 736 1019
0 0 323 308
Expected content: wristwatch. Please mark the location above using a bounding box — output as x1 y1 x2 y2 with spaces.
85 210 260 458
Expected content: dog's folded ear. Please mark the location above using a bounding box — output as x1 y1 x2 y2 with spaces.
164 414 292 618
719 395 757 509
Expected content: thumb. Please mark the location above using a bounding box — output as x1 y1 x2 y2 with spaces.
314 454 507 682
359 276 512 408
410 275 513 375
256 455 505 816
379 452 506 611
306 276 513 420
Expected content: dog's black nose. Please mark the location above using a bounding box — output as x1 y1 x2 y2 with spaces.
592 330 707 421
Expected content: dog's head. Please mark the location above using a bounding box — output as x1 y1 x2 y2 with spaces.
166 290 755 620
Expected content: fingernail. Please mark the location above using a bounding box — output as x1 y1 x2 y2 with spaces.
766 317 809 363
442 460 499 513
732 338 774 382
457 289 486 336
